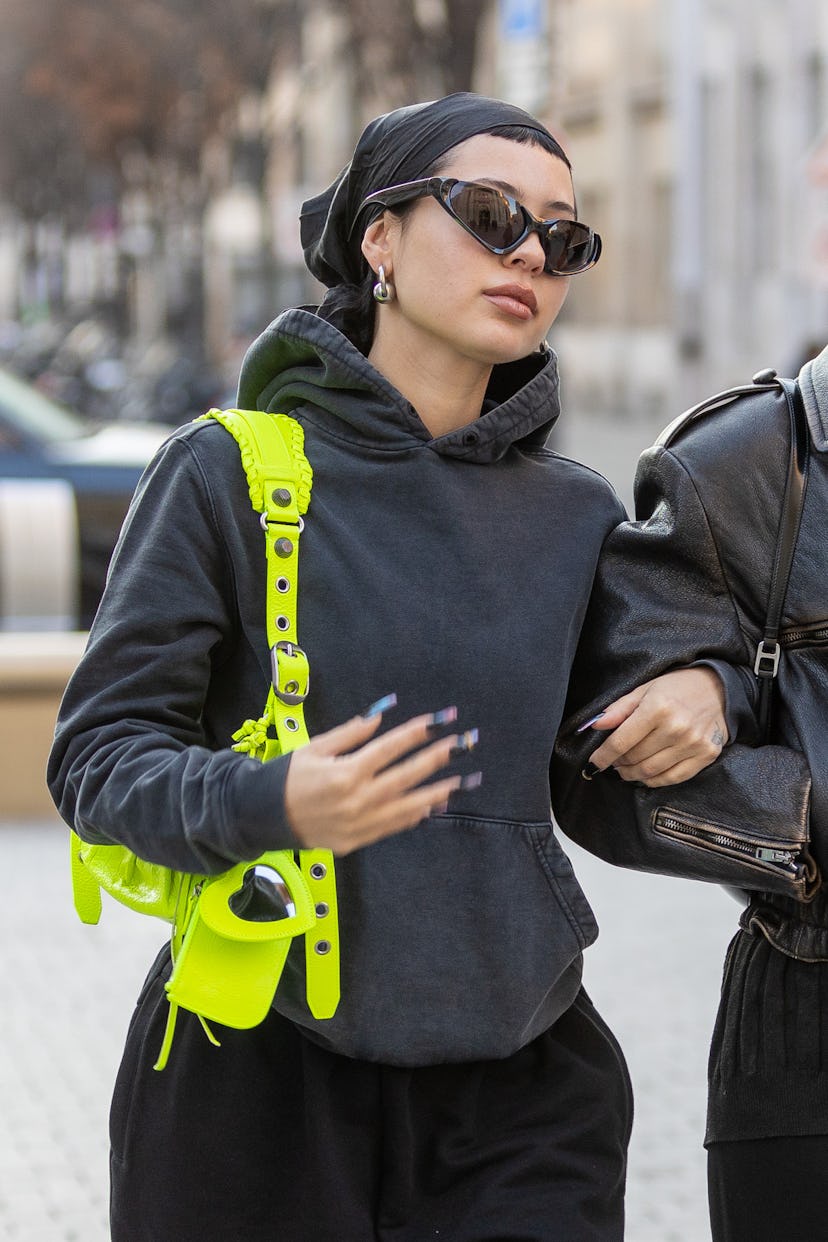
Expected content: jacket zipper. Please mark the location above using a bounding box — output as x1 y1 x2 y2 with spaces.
781 621 828 648
653 812 802 875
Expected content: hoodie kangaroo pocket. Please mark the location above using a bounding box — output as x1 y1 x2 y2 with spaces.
278 814 599 1065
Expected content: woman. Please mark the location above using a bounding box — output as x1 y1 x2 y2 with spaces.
552 349 828 1242
48 93 725 1241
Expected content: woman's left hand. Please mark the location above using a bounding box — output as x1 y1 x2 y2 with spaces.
580 667 728 787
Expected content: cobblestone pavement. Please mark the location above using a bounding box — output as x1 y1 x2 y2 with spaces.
0 818 739 1241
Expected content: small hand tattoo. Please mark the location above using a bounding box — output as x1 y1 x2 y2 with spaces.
711 727 725 748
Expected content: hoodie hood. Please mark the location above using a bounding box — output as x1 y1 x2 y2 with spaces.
236 309 561 463
799 343 828 453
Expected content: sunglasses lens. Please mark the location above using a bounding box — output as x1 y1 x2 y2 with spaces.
447 183 525 251
543 221 599 275
444 182 600 274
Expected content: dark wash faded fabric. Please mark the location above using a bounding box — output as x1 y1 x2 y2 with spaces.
48 310 624 1065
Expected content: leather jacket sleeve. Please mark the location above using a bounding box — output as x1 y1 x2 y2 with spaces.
551 368 828 914
551 441 762 834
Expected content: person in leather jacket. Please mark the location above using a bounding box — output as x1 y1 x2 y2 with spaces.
553 344 828 1242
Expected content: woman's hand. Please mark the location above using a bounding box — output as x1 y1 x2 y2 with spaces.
579 667 727 788
284 700 479 854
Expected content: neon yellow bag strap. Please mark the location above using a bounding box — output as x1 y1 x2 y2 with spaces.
203 409 340 1020
71 408 339 1071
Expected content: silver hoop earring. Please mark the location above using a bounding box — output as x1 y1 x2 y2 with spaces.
372 265 394 303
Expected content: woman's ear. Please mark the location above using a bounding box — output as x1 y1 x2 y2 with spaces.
361 216 394 276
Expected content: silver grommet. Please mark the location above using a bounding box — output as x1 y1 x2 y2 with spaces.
276 615 290 631
285 680 299 694
284 717 299 731
315 902 330 918
276 577 290 593
314 940 331 955
309 862 327 880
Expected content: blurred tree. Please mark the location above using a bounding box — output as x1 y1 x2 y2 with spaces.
0 0 283 219
345 0 481 102
0 0 486 214
0 0 483 221
443 0 483 93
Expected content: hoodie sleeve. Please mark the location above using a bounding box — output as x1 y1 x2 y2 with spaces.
47 432 300 874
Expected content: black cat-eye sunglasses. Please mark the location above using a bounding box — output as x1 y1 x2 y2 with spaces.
359 177 602 276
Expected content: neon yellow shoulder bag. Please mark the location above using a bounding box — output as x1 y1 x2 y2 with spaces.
69 408 339 1069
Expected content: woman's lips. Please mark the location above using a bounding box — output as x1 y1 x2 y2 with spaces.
482 284 538 320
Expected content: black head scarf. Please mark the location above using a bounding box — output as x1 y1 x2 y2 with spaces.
300 92 569 290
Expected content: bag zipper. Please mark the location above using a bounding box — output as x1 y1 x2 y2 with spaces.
653 811 803 876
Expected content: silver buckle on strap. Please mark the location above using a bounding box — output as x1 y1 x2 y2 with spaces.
271 641 310 705
754 639 781 678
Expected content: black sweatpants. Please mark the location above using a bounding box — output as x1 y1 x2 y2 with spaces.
708 1135 828 1242
110 947 632 1242
705 925 828 1241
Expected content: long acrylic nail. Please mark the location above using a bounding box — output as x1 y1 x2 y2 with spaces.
426 706 459 732
458 771 483 791
431 800 449 815
576 711 606 734
449 728 479 757
581 761 602 781
362 693 398 719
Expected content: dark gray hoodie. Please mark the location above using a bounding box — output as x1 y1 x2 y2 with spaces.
48 310 624 1065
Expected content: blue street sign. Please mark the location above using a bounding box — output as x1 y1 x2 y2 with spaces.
500 0 544 39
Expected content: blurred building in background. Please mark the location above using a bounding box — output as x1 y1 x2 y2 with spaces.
1 0 827 445
507 0 827 427
239 0 828 440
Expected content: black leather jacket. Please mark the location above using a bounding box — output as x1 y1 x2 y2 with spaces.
551 346 828 957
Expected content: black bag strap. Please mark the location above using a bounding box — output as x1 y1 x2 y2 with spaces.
751 369 810 740
659 366 810 741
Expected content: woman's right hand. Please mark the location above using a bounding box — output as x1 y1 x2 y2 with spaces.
283 700 478 855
